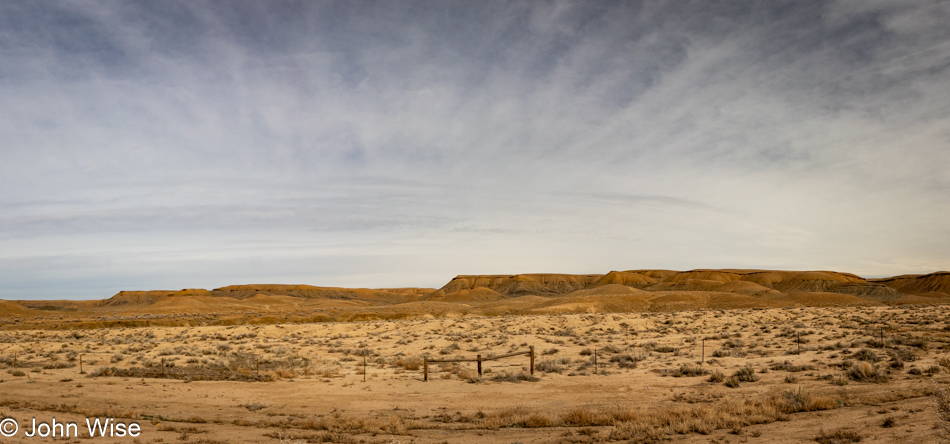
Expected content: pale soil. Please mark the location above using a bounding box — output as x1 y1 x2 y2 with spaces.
1 306 949 443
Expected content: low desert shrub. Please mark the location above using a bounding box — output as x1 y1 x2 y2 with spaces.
848 362 888 383
934 381 950 435
490 371 539 383
671 363 709 377
609 354 641 369
733 365 759 382
815 428 863 443
852 349 880 362
535 359 564 374
391 356 423 371
770 360 815 372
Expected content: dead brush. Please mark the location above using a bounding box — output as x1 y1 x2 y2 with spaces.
609 353 642 369
390 356 423 371
852 348 881 362
814 428 863 443
607 389 842 441
733 365 760 382
847 361 888 383
291 414 413 435
770 360 815 372
489 371 539 383
669 363 709 377
935 381 950 438
535 359 565 374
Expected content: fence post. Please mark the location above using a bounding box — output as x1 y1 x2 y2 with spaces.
701 339 705 365
529 346 535 375
880 326 885 348
161 358 165 377
477 355 482 377
79 354 84 374
594 349 598 374
256 358 259 375
363 357 366 383
13 352 16 369
797 331 801 355
423 358 428 382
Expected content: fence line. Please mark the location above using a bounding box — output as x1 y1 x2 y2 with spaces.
423 346 534 381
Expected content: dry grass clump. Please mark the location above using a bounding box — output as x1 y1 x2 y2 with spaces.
847 362 888 383
489 371 539 383
725 364 760 387
770 360 815 372
535 358 566 373
891 335 929 350
609 353 642 369
814 428 863 443
851 349 880 362
87 364 275 382
289 414 415 435
935 381 950 437
476 407 558 429
469 388 843 440
607 389 842 440
669 363 709 377
390 355 423 371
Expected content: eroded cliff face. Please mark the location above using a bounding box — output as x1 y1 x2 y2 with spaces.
438 269 940 300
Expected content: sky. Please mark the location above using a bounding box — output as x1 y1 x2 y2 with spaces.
1 1 949 300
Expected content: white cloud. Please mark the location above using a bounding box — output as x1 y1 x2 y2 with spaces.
1 1 948 299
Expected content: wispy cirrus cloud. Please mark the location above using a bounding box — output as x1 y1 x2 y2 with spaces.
1 1 948 299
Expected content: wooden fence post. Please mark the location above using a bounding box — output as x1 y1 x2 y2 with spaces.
363 357 366 383
13 352 16 369
797 331 801 355
79 354 84 374
880 326 885 348
423 348 536 381
701 339 705 365
529 346 535 375
256 358 259 375
161 358 165 377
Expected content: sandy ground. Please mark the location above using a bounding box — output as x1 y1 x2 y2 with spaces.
1 306 949 443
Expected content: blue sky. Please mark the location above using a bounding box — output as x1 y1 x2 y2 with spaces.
2 1 949 300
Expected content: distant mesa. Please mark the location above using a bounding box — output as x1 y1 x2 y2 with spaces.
436 269 935 299
5 269 950 325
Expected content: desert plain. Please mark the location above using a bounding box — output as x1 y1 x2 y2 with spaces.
2 269 950 443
